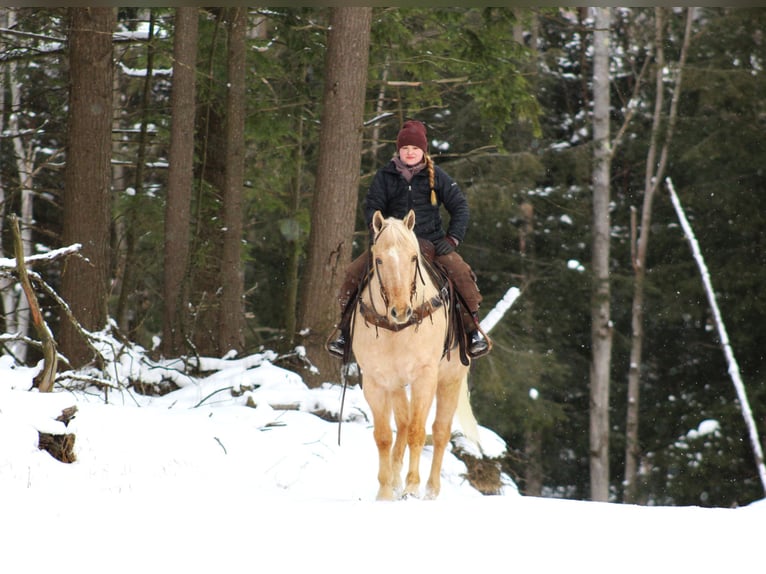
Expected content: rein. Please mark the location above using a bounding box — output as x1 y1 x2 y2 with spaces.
358 294 444 332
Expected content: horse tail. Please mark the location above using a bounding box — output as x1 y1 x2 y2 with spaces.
455 373 480 447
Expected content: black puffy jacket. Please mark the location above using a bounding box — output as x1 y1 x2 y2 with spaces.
363 160 469 244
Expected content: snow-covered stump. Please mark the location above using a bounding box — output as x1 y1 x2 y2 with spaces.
38 406 78 463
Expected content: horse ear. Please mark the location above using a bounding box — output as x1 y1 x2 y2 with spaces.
372 210 385 235
404 209 416 231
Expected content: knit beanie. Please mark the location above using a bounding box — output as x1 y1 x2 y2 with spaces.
396 120 428 152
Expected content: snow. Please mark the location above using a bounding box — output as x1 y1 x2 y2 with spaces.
0 334 763 573
688 419 720 439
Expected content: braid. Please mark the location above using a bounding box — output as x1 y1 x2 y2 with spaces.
426 154 437 206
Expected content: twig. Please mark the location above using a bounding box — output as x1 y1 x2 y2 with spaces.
10 214 57 391
193 386 234 408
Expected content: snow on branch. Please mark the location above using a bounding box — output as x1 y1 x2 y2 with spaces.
666 177 766 494
0 243 82 269
480 286 521 334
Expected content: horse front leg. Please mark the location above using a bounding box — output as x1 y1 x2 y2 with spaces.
390 387 410 497
404 373 438 498
425 377 463 500
363 381 395 501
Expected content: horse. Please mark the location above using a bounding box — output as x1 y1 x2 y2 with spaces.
351 209 478 500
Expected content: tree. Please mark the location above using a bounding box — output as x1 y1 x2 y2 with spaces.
218 6 247 354
162 7 198 357
623 8 692 503
298 7 372 385
1 7 33 362
60 7 115 367
114 10 156 337
590 6 612 502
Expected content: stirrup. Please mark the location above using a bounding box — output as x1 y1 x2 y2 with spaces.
326 332 347 359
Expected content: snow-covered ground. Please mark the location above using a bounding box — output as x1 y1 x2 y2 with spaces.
0 337 762 573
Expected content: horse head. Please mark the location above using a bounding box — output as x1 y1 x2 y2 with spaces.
370 210 421 326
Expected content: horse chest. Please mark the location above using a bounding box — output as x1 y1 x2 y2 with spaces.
353 326 444 387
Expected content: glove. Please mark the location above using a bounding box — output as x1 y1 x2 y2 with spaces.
433 236 458 256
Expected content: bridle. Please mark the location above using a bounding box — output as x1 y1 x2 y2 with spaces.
359 225 446 332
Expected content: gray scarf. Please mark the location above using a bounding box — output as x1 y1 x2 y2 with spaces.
393 156 426 183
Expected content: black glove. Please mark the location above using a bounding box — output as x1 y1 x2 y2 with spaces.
433 236 458 256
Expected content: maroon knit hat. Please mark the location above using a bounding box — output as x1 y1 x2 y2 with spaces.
396 120 428 152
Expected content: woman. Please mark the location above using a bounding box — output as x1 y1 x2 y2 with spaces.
327 119 490 359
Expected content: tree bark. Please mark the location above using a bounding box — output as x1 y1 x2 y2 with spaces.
589 7 612 503
162 7 198 357
218 6 247 355
60 7 115 367
298 7 372 386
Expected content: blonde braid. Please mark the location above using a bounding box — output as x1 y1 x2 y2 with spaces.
426 153 437 206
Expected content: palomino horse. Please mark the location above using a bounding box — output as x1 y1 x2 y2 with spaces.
352 209 478 500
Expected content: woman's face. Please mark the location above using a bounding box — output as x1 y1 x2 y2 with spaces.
399 145 424 166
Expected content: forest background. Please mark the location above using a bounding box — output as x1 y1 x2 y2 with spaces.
1 6 765 508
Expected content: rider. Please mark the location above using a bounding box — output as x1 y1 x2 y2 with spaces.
327 119 490 359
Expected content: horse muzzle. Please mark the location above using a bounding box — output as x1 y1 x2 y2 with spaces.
389 305 413 325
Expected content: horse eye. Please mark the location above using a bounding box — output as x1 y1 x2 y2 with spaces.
375 257 383 265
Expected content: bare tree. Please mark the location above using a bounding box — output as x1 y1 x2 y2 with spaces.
298 7 372 385
589 6 612 502
162 7 198 357
624 8 693 503
217 6 247 355
60 7 115 367
1 8 36 362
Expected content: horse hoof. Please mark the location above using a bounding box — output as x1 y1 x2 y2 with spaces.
376 487 395 501
402 485 420 499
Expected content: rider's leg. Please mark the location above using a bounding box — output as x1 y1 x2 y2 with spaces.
435 251 491 358
326 253 369 359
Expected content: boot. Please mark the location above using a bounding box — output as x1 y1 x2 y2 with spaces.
467 312 490 358
326 330 347 359
467 329 489 358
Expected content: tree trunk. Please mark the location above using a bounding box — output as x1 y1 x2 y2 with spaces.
190 11 227 357
1 7 33 363
298 7 372 386
115 10 155 336
624 8 693 503
60 7 115 367
284 112 305 347
162 7 198 357
218 6 246 355
519 201 543 496
589 6 612 503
